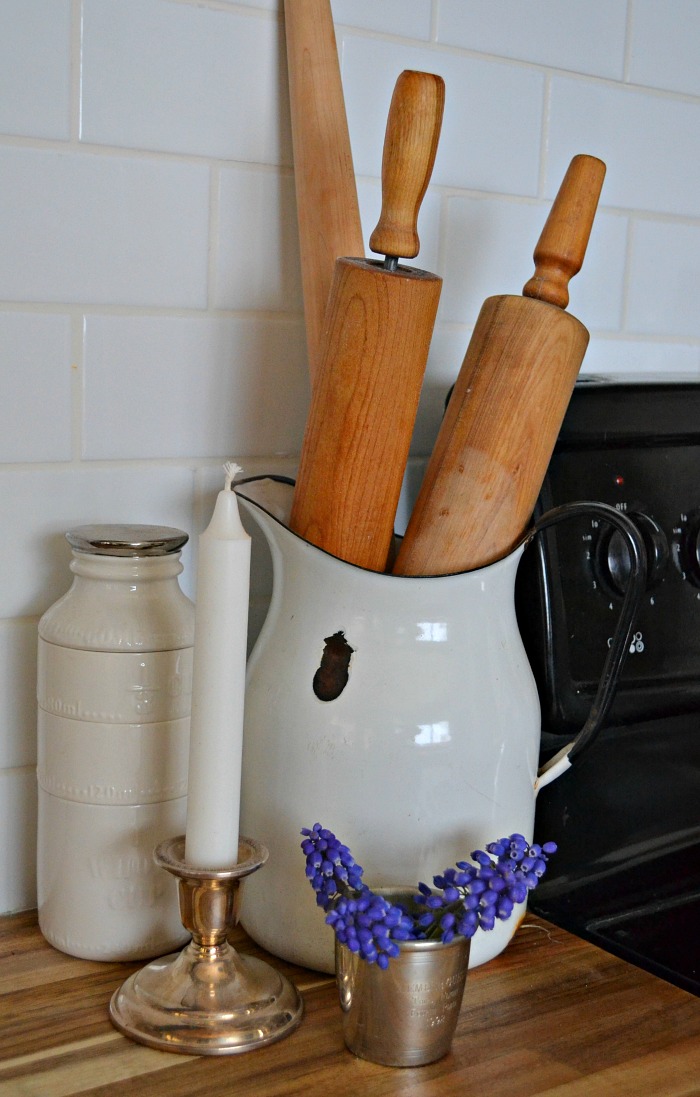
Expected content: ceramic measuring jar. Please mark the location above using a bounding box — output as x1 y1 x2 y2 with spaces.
37 525 194 961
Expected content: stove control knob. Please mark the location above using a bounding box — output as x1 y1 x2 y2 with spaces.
676 513 700 587
596 512 667 595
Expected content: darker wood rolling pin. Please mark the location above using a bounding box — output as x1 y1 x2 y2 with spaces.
393 154 606 577
289 69 445 572
284 0 364 385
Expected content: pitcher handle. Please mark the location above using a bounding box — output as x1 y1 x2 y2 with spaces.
525 501 647 792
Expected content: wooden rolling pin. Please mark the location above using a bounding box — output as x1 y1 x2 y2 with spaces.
290 70 445 572
393 153 606 576
284 0 364 385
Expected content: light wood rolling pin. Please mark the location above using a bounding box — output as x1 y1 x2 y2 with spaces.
290 70 445 572
393 153 606 577
284 0 365 385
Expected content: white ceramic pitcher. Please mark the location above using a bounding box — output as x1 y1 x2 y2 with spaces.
236 478 644 973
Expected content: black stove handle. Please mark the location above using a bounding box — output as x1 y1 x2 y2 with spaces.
523 501 647 789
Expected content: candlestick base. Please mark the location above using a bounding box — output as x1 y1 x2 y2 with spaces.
109 835 303 1055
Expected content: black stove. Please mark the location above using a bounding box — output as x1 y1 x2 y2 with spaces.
515 378 700 997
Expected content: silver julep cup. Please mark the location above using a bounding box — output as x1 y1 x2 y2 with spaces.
335 888 471 1067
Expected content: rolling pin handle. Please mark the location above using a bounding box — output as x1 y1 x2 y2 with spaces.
369 70 445 263
522 154 606 311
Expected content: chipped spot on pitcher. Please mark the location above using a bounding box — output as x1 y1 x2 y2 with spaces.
313 631 354 701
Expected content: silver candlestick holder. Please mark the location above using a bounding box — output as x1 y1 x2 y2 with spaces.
109 835 303 1054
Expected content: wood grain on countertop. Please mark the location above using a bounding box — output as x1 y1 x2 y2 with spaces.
0 910 698 1096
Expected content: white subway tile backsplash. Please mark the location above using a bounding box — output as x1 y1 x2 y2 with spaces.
628 0 700 97
547 78 700 218
627 220 700 339
0 313 73 463
0 619 40 770
568 210 628 334
340 36 544 196
214 169 302 311
581 338 700 377
0 0 71 140
355 178 381 254
215 0 279 10
411 323 470 453
0 148 210 307
437 0 627 80
0 467 196 619
81 0 291 165
83 315 309 461
441 196 550 324
424 323 473 388
331 0 432 39
0 770 37 913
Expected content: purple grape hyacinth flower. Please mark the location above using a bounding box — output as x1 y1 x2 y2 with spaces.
301 823 557 968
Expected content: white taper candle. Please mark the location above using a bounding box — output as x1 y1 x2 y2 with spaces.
184 462 251 868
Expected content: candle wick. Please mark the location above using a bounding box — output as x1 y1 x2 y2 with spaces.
223 461 242 491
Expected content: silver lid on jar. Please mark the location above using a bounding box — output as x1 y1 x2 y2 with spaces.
65 524 189 557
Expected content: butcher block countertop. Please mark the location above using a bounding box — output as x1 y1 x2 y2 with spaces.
1 910 698 1096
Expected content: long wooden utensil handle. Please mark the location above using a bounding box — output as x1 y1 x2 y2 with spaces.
522 154 606 309
290 70 445 572
284 0 364 384
369 70 445 262
393 154 605 577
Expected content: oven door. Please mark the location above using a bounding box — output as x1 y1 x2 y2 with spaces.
528 711 700 996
